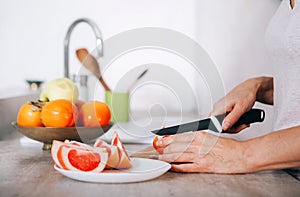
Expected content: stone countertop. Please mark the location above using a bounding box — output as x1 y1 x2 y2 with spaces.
1 133 300 197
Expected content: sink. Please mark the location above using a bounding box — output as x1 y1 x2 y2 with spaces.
0 90 39 140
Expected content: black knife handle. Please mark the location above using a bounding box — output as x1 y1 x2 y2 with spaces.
231 108 265 128
151 108 265 135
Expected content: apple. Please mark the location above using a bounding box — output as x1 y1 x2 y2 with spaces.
39 77 78 103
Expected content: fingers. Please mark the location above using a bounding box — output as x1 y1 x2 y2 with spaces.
156 132 204 163
210 100 233 117
157 132 218 164
158 152 196 163
157 132 200 148
210 100 244 131
163 142 200 154
224 124 249 134
157 131 218 153
221 105 247 131
171 163 202 173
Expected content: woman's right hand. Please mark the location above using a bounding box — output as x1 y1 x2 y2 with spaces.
211 78 265 133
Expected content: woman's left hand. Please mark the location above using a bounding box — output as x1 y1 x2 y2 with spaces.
156 131 250 174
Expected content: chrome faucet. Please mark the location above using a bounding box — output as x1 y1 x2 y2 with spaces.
64 18 103 78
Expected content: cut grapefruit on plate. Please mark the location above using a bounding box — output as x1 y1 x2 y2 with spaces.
54 158 171 183
51 131 170 182
52 132 133 171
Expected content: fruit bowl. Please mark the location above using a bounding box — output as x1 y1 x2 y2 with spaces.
11 122 113 150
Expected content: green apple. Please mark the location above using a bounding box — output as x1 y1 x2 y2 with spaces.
39 77 78 103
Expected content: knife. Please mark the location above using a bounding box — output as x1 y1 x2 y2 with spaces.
151 108 265 135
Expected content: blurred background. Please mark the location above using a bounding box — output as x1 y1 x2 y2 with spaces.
0 0 281 139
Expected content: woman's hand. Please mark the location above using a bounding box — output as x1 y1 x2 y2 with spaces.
211 77 273 132
156 131 250 174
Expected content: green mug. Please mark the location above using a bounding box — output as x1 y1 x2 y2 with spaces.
105 91 129 122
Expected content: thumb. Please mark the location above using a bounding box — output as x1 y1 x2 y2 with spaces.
222 106 245 131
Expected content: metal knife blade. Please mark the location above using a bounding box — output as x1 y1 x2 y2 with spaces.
151 108 265 136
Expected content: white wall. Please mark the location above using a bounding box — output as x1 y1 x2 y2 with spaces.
0 0 196 90
0 0 198 111
195 0 280 91
0 0 281 137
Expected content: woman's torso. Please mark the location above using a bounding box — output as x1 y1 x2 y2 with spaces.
265 0 300 131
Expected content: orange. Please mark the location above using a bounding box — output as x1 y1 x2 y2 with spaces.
79 101 111 127
17 102 43 127
41 99 78 127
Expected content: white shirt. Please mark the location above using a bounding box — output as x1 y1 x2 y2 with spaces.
265 0 300 131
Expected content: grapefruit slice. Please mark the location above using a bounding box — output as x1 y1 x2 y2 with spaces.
104 145 120 169
94 139 109 147
116 148 132 169
51 140 65 169
94 139 120 169
64 140 91 148
59 145 108 172
111 131 132 169
52 140 92 169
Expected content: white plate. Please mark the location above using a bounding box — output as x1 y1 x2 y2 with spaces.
54 158 171 183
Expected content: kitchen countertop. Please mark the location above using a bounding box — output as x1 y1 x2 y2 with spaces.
1 132 300 197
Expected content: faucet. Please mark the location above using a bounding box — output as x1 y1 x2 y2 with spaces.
64 18 103 78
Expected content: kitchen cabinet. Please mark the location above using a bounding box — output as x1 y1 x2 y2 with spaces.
1 132 300 197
